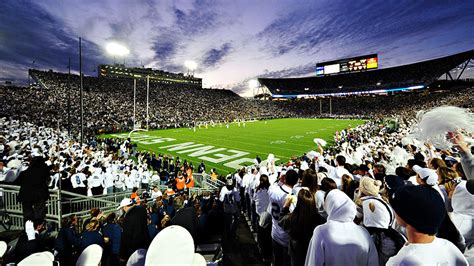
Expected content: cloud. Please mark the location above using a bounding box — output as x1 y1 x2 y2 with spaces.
257 0 474 60
0 1 103 83
0 0 473 94
201 42 232 68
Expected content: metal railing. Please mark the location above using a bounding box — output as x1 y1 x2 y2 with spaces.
0 184 62 230
0 173 223 231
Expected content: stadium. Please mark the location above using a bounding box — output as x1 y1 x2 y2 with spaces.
1 1 474 266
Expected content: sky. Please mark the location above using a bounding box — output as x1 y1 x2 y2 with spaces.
1 0 473 96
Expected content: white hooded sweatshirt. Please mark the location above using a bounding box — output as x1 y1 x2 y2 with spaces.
305 190 378 266
386 237 468 266
451 181 474 248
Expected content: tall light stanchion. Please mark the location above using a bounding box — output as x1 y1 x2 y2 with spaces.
57 167 62 229
146 75 149 130
67 57 71 138
79 37 84 146
133 79 136 129
329 97 332 116
319 98 322 115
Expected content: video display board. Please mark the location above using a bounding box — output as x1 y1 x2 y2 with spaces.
316 54 378 76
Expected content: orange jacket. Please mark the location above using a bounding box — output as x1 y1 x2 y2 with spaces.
175 176 185 190
166 188 176 196
130 192 140 204
185 175 194 188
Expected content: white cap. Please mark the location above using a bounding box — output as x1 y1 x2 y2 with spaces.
127 249 147 266
362 197 392 229
0 241 7 257
41 251 54 262
412 165 438 186
192 253 206 266
76 244 102 266
145 225 195 266
117 198 133 210
18 251 54 266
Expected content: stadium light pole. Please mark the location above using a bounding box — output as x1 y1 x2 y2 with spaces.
248 79 259 96
319 98 322 115
79 37 84 146
184 60 197 76
146 75 149 130
329 97 332 115
67 57 71 137
133 79 136 129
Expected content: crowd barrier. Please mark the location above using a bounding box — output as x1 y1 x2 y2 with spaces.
0 173 223 232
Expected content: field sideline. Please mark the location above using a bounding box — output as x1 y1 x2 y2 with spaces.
100 118 366 174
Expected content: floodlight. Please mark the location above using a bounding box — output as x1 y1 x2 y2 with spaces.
184 60 197 71
248 79 259 89
106 42 130 57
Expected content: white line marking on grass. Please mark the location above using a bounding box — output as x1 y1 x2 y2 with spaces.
290 135 304 139
270 140 286 144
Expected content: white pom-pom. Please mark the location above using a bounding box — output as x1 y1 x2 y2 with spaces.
267 153 275 163
409 106 474 149
341 142 348 149
313 138 327 147
307 151 321 160
401 137 412 146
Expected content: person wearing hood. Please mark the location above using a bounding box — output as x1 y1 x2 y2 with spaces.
412 165 445 201
305 189 379 266
449 179 474 249
387 185 468 265
357 176 407 265
117 198 150 263
16 155 50 221
219 176 240 239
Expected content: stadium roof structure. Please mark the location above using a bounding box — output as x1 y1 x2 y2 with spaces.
258 49 474 98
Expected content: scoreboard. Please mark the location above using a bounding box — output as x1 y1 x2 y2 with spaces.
316 54 378 76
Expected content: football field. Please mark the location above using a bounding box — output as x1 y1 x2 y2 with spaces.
101 118 366 174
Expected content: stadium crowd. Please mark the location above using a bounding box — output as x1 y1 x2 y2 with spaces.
1 70 473 143
0 70 286 138
1 103 473 265
276 88 473 118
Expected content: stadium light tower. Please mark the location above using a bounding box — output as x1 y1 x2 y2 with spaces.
184 60 197 76
106 42 130 65
248 79 259 96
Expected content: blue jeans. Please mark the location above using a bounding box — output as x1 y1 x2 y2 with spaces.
272 239 290 266
107 186 114 194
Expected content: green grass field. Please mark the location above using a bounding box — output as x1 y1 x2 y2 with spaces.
101 118 365 174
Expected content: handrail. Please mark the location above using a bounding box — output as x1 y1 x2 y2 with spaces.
0 172 222 232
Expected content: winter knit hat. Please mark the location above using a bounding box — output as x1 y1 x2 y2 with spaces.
389 185 446 235
384 175 405 195
359 176 382 196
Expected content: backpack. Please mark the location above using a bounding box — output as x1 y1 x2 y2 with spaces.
223 192 238 213
364 196 407 265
